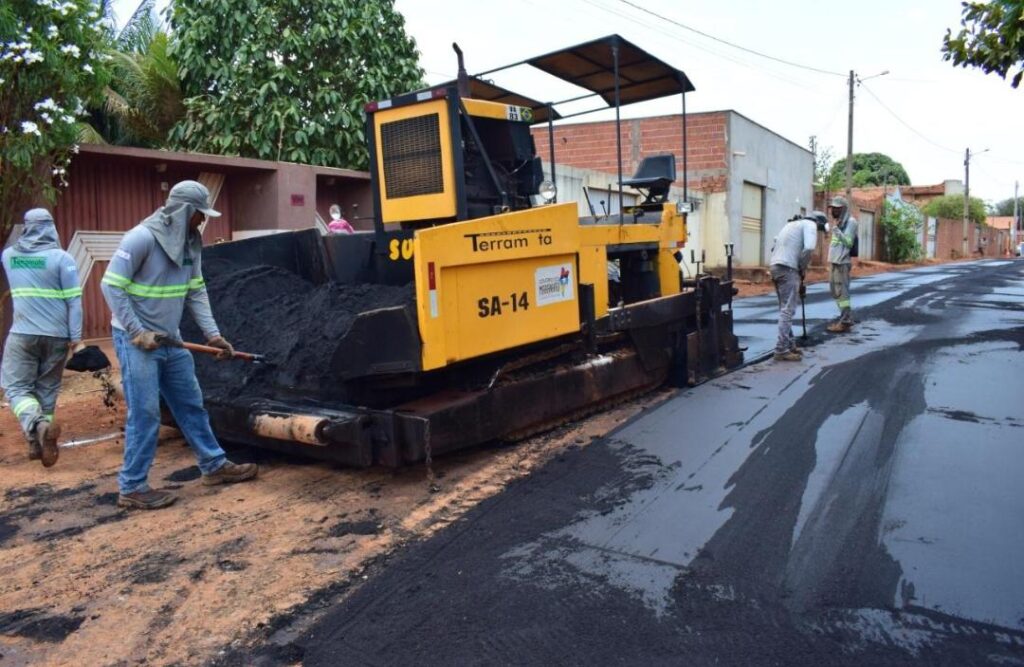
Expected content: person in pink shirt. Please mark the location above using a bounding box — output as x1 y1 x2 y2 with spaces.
327 204 354 234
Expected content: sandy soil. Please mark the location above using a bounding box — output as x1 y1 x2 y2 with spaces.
730 257 966 299
0 348 669 666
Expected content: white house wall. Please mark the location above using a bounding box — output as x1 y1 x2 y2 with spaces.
725 112 814 267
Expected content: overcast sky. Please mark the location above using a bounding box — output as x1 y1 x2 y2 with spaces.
115 0 1023 204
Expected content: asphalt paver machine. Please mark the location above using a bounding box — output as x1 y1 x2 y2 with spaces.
196 35 743 466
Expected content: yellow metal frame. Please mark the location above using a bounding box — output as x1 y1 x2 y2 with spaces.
414 203 581 370
577 205 687 317
374 98 457 225
412 202 687 370
462 98 536 123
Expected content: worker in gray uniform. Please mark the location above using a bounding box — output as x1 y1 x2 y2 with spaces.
827 195 859 332
768 212 823 361
1 208 84 466
102 180 257 510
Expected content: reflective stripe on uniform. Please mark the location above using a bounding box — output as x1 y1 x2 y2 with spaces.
837 298 851 308
102 271 202 298
10 287 82 299
12 397 40 417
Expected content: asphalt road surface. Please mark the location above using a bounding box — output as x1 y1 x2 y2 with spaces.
281 260 1024 666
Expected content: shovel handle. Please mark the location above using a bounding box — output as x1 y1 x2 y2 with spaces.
179 341 262 363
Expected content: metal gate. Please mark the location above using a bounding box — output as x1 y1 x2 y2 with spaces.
740 182 763 266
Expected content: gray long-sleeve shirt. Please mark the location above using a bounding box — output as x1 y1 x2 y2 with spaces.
2 247 83 341
829 215 858 265
769 218 818 271
100 225 220 340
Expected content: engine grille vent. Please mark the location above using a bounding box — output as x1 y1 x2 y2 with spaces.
381 114 444 199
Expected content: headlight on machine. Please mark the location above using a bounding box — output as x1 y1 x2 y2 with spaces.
539 180 557 203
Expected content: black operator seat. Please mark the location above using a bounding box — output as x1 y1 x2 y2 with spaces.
622 154 676 206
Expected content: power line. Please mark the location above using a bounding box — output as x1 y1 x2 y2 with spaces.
859 84 960 155
615 0 846 78
578 0 834 96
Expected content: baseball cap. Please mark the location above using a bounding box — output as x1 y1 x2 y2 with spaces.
169 180 221 217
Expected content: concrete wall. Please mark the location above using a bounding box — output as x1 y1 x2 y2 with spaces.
541 161 640 217
725 112 814 268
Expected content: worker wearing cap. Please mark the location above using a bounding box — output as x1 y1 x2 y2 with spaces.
101 180 257 510
768 212 822 361
827 196 858 332
1 208 84 466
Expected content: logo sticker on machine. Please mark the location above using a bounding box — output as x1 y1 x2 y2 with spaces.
506 105 533 123
535 264 574 306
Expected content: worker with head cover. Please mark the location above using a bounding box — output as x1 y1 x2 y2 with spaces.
327 204 355 234
827 195 859 332
768 211 823 361
1 208 84 466
101 180 257 510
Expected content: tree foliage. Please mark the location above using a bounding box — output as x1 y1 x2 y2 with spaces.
1 0 110 240
829 152 911 188
943 0 1024 88
0 0 111 238
992 196 1023 217
922 193 988 225
881 199 923 263
168 0 424 169
810 139 842 193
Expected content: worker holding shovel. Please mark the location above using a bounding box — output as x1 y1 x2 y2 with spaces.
101 181 257 510
768 212 825 362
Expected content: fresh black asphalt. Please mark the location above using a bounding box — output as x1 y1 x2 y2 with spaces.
253 259 1024 666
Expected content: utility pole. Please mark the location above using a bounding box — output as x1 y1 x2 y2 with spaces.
844 70 887 203
1014 180 1019 250
962 147 990 257
963 147 971 258
845 70 854 202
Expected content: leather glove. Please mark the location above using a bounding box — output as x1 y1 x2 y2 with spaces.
799 281 807 299
131 331 161 351
206 335 235 361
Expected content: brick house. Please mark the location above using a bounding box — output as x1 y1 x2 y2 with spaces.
533 111 813 269
816 181 967 261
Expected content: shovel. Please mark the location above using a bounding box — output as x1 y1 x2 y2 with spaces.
157 336 269 364
799 276 808 342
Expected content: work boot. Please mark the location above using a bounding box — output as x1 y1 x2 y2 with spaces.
36 421 61 468
827 321 852 333
773 350 803 362
27 440 42 461
117 489 177 510
201 461 258 486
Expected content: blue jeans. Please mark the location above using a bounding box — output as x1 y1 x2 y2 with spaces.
113 328 226 494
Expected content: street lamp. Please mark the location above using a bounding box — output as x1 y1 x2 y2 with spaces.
962 147 990 257
845 70 890 201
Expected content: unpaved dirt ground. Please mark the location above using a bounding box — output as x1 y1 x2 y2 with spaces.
0 344 670 666
730 257 967 299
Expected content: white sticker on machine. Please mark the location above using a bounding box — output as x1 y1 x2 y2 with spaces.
535 264 574 306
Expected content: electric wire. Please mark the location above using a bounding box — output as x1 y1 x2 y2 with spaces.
859 84 960 155
578 0 834 96
615 0 846 78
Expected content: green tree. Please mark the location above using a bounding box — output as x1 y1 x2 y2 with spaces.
992 196 1023 216
943 0 1024 88
810 139 842 193
168 0 424 169
82 0 184 146
922 193 988 225
829 152 911 188
881 199 923 263
1 0 111 240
